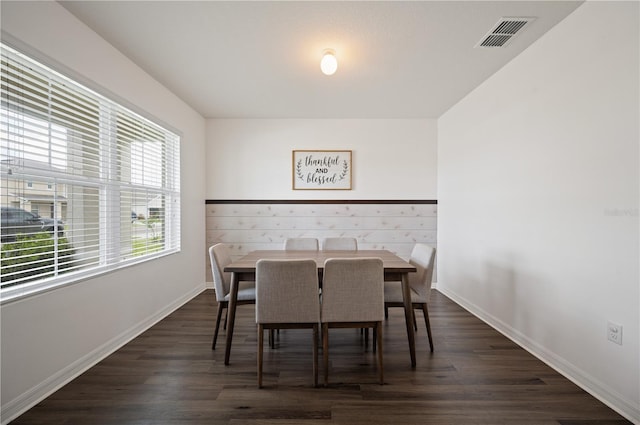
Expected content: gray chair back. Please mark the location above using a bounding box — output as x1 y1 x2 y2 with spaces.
256 259 320 324
209 243 232 302
283 237 319 250
322 237 358 250
408 243 436 300
321 257 384 323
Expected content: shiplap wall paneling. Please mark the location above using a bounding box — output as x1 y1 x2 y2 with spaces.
205 202 436 283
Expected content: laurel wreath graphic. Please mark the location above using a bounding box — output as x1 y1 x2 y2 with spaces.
296 160 304 181
338 160 348 181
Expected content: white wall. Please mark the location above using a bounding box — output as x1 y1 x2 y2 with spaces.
0 2 206 423
438 2 639 422
206 119 437 200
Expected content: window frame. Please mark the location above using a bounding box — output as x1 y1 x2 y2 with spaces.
1 42 181 304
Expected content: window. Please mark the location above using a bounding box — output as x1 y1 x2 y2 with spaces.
1 43 181 300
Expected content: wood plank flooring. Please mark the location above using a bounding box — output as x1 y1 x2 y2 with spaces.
9 290 632 424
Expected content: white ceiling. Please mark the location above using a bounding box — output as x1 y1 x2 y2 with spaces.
59 1 583 119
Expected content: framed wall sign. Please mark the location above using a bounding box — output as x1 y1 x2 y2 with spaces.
292 150 352 190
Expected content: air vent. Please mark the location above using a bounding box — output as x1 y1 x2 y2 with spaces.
477 17 534 48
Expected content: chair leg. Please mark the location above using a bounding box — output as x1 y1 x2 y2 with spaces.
258 324 264 388
212 302 226 350
372 326 377 353
413 308 418 331
384 305 389 320
376 322 384 385
313 324 319 387
421 303 434 352
223 307 229 330
322 323 329 387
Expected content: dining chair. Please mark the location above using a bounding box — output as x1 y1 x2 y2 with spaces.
384 243 436 352
283 237 319 250
321 257 385 386
209 243 256 350
322 238 363 340
322 237 358 250
255 258 321 388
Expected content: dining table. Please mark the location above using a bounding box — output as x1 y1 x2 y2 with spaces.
223 249 419 367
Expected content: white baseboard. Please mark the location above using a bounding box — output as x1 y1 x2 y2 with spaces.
436 285 640 424
1 285 205 425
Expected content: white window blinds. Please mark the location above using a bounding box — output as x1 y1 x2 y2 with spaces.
1 43 180 299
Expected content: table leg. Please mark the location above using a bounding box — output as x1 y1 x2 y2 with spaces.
224 272 239 365
401 272 417 367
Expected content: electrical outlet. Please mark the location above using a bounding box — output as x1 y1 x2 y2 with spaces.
607 322 623 345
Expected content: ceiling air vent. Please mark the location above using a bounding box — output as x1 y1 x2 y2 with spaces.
477 17 534 48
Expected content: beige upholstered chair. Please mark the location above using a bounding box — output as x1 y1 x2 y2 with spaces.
321 257 385 386
209 243 256 350
283 237 319 250
322 237 358 250
384 243 436 352
255 258 321 388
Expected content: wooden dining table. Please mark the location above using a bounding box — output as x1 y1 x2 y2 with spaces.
223 249 419 367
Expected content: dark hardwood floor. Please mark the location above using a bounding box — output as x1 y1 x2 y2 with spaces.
10 290 631 424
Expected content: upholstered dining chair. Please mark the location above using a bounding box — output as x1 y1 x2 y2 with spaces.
384 243 436 352
283 237 319 250
321 257 385 386
209 243 256 350
322 237 358 250
255 259 321 388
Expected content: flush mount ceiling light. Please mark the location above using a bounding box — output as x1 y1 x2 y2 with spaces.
320 49 338 76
